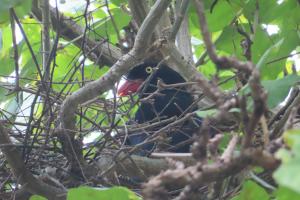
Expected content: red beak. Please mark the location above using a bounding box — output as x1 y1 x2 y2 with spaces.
118 79 144 96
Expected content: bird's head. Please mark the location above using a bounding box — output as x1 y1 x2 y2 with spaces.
117 62 186 96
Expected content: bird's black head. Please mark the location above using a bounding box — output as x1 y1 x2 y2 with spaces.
125 62 157 81
118 62 186 96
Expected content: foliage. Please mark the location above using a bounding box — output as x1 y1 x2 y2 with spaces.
0 0 32 25
67 186 140 200
232 180 269 200
231 130 300 200
0 0 299 200
30 186 140 200
274 129 300 194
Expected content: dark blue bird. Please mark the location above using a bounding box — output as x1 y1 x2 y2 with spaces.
118 62 202 156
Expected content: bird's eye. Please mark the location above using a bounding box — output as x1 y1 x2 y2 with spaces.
145 66 153 74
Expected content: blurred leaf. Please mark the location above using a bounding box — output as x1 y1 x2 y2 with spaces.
0 50 15 76
251 26 277 64
274 129 300 194
1 93 23 120
0 26 14 76
0 30 2 49
231 180 269 200
256 38 283 79
19 18 42 83
215 25 244 59
219 132 231 152
196 109 217 118
219 76 236 90
92 8 107 19
110 0 126 6
217 70 236 90
243 0 289 24
261 74 299 108
260 31 300 79
188 7 202 39
274 186 300 200
52 44 80 92
29 195 47 200
282 129 300 153
240 74 299 109
198 60 216 77
197 1 236 32
92 8 131 43
276 1 300 33
84 65 109 80
1 25 12 52
67 186 140 200
0 82 13 103
0 0 32 25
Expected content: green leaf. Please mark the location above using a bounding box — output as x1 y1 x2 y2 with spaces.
198 60 216 77
0 0 32 25
29 195 47 200
0 50 15 76
243 0 289 24
0 30 2 50
239 74 299 109
0 26 15 76
0 83 12 102
110 0 126 6
261 31 300 79
282 129 300 148
52 44 80 92
274 129 300 194
204 1 236 32
215 26 244 59
274 186 300 200
84 65 109 80
277 1 300 33
196 109 217 118
19 18 42 83
231 180 269 200
261 74 300 108
92 8 131 44
216 25 274 64
67 186 140 200
190 1 236 34
217 70 236 90
1 93 23 120
255 38 283 79
1 25 12 52
92 8 107 19
251 26 277 65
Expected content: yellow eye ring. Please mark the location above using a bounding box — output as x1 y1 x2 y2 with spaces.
145 66 153 74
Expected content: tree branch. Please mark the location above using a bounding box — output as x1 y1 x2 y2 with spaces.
59 0 172 175
143 148 279 199
0 123 66 200
31 0 122 67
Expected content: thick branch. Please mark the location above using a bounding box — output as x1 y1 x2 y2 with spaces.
143 148 279 199
59 0 171 174
194 0 218 62
128 0 149 27
172 0 194 63
161 43 224 103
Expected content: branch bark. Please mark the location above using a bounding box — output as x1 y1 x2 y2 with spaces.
58 0 172 175
143 148 279 199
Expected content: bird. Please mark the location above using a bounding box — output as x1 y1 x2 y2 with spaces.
118 62 203 156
